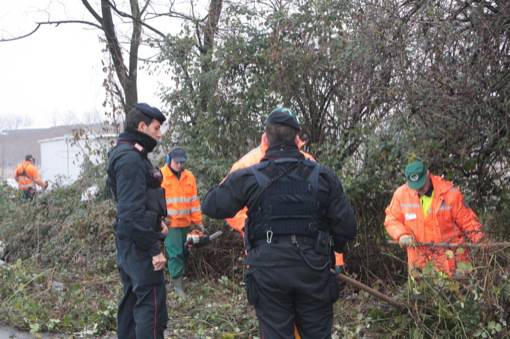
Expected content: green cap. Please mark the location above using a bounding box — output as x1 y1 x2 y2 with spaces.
405 160 427 190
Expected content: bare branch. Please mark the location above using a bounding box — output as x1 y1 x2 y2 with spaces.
0 24 41 42
140 0 150 15
108 0 166 38
145 11 201 22
37 20 103 30
82 0 103 25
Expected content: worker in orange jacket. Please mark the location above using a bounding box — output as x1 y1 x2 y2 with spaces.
226 132 346 268
161 147 203 297
384 160 484 277
14 154 48 199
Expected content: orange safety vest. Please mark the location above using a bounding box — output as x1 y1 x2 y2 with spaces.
384 175 484 276
225 133 345 266
14 161 40 191
160 165 202 228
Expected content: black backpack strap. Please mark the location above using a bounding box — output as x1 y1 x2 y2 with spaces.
250 162 271 187
307 161 321 199
248 160 301 208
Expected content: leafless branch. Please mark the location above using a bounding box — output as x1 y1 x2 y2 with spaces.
108 0 166 38
38 20 103 30
82 0 103 25
0 24 41 42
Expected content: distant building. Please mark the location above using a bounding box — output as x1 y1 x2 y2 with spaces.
0 123 119 184
39 133 116 184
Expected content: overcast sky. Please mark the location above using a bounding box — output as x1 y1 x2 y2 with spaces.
0 1 168 129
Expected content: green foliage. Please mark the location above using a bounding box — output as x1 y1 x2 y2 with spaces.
159 0 509 278
2 0 510 336
0 184 116 273
1 176 509 337
344 256 510 338
0 259 118 335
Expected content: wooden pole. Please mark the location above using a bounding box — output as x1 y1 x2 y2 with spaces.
337 273 407 309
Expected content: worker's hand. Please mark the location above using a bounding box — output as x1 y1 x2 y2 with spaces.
43 181 49 189
152 252 166 271
195 224 206 233
399 235 416 247
160 221 168 236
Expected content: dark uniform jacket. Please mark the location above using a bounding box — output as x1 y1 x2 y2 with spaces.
107 131 166 285
202 144 357 267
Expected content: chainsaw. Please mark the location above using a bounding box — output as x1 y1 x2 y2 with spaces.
186 230 223 248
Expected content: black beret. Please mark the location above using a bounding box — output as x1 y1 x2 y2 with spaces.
266 107 300 130
135 103 166 123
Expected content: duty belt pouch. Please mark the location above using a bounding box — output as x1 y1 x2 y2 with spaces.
315 230 331 255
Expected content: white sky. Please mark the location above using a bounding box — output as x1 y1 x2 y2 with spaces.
0 1 172 128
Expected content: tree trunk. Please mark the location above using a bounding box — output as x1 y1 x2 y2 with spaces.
198 0 223 113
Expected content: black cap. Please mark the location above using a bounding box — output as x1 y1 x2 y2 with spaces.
168 147 187 163
266 107 300 131
25 154 35 161
135 103 166 124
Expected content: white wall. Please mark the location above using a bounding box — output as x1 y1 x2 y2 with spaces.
39 134 115 185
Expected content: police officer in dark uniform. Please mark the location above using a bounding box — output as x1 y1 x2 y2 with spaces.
107 103 168 339
202 107 357 338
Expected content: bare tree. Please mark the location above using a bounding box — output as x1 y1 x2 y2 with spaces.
1 1 223 116
0 114 33 131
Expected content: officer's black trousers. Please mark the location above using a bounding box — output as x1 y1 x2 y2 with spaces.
117 267 167 339
245 265 340 339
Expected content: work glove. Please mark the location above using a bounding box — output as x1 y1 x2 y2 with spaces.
398 235 416 247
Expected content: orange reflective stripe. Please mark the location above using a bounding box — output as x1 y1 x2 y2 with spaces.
167 207 201 216
165 196 198 204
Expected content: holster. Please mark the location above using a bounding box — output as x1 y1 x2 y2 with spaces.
314 230 332 256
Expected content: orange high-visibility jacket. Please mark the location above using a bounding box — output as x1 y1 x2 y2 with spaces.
161 165 202 228
225 133 345 266
14 161 41 191
384 175 484 275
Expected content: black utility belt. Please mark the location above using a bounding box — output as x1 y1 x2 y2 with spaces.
252 234 317 247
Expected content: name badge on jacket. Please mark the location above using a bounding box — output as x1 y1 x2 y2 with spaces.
405 213 417 221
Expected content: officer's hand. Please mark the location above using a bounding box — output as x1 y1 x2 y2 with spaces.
152 253 166 271
160 221 168 236
399 235 416 247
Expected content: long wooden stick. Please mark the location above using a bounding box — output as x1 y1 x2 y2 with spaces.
337 273 407 309
386 240 510 249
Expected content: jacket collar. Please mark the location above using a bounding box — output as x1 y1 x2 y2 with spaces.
164 165 188 179
118 130 157 154
430 175 453 195
263 143 304 161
